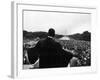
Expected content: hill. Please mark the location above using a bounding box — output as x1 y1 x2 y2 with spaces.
23 30 63 40
68 31 91 41
23 30 91 41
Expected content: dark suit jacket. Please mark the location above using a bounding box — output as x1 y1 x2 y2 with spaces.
28 37 73 68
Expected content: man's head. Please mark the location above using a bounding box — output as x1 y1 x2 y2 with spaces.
48 28 55 37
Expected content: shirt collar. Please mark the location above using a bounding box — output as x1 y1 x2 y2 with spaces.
48 36 55 40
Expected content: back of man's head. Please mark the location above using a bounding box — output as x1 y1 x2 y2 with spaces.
48 28 55 37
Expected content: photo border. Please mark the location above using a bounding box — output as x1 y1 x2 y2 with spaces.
11 1 97 78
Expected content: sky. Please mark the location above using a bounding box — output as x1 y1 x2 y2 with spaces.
23 11 91 35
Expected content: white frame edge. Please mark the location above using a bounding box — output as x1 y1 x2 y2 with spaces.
11 1 18 78
11 1 97 78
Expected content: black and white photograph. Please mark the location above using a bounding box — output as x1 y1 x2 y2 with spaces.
23 10 91 69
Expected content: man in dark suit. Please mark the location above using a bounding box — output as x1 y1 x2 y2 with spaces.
28 28 74 68
31 28 74 68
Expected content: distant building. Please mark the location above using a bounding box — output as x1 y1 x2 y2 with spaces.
59 36 70 40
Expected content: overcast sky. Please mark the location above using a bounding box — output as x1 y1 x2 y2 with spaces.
24 11 91 35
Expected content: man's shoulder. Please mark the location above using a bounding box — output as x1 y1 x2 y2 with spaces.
37 37 62 47
54 39 62 46
36 38 47 46
38 38 46 43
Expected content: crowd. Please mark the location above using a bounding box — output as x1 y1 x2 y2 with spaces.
58 39 91 66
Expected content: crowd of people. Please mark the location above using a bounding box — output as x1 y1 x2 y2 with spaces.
58 39 91 66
